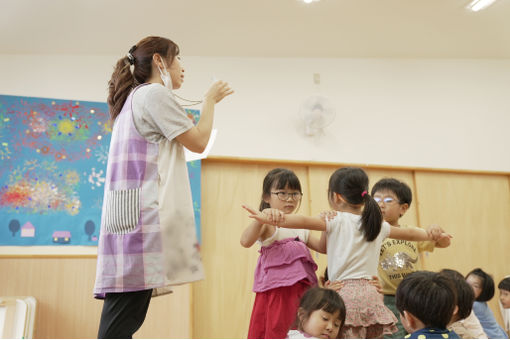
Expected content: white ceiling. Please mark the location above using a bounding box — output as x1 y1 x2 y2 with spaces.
1 0 510 58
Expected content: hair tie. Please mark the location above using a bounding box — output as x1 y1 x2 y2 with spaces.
361 190 368 197
127 45 137 65
126 52 134 65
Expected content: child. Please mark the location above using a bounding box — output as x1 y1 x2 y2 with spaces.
395 271 459 339
498 277 510 335
243 167 450 338
287 287 346 339
371 178 451 338
439 269 486 339
466 268 509 338
94 36 233 338
241 168 326 339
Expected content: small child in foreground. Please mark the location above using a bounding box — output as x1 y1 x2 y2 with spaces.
287 286 346 339
396 271 460 339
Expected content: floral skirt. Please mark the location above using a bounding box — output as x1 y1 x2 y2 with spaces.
336 279 397 338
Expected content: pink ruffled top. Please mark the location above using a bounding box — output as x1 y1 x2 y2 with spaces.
253 237 318 293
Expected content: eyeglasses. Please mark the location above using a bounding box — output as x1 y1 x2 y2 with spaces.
271 191 303 201
373 196 399 204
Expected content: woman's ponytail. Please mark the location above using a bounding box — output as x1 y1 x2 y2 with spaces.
360 193 383 242
107 56 135 122
107 36 180 123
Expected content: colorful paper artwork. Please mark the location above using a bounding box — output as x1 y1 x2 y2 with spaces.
0 94 201 246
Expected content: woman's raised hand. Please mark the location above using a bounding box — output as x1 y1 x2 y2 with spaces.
205 80 234 103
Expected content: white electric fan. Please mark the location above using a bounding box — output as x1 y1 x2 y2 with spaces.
298 95 336 136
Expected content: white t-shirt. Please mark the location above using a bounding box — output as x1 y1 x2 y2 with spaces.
286 330 318 339
327 212 391 281
260 227 310 247
132 83 193 143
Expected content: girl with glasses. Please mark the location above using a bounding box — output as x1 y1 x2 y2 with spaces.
240 168 325 339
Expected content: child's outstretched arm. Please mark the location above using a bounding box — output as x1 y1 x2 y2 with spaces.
240 208 283 248
242 205 326 231
389 225 452 243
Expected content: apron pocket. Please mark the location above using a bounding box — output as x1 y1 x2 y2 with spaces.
103 188 141 234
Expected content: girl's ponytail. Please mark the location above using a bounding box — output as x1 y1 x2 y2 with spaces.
361 193 383 242
107 56 135 122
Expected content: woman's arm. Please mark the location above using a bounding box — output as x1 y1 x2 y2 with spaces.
176 81 233 152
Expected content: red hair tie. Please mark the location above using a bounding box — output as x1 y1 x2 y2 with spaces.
361 190 368 197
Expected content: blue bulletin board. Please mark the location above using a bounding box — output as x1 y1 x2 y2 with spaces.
0 94 201 247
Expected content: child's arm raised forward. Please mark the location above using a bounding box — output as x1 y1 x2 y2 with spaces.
389 224 452 242
242 205 326 231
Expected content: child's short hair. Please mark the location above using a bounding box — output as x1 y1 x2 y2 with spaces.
370 178 413 206
396 271 456 329
466 268 495 302
295 286 346 332
439 269 475 320
498 277 510 291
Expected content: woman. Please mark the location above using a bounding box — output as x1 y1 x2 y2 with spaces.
94 36 233 338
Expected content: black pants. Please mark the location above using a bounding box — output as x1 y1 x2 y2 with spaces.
97 289 153 339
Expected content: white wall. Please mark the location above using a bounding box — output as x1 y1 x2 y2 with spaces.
1 54 509 172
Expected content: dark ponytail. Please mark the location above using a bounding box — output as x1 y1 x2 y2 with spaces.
360 192 383 241
107 36 180 122
328 167 382 241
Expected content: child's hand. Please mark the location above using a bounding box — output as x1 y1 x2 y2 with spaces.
261 208 285 225
319 210 337 222
369 275 383 294
426 224 453 242
426 224 442 240
324 280 344 291
242 205 278 226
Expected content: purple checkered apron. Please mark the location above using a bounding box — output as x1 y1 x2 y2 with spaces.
94 85 203 298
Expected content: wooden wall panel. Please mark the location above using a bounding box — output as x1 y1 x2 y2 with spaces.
0 258 191 338
414 171 510 325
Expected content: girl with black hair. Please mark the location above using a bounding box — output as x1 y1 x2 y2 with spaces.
288 287 346 339
243 167 450 338
466 268 508 338
241 168 326 339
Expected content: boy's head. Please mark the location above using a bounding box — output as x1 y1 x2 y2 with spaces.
439 269 475 322
396 271 456 333
498 277 510 309
371 178 412 226
466 268 495 302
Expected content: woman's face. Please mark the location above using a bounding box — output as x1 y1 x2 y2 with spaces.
466 274 483 299
168 55 184 89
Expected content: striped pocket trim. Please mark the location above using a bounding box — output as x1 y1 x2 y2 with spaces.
103 188 141 234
